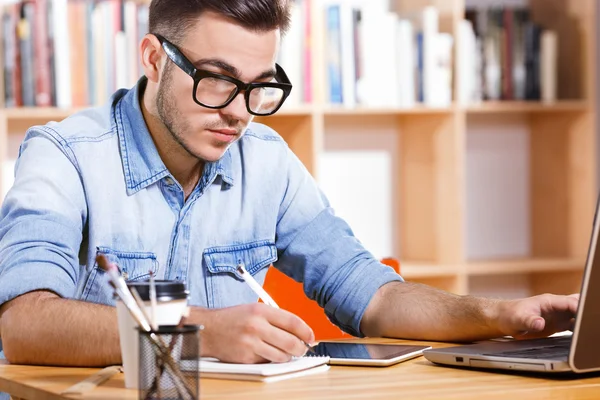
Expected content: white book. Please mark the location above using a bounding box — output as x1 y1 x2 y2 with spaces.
357 8 397 107
355 7 380 106
52 0 71 108
435 33 453 106
396 19 415 108
339 4 356 108
183 356 330 383
540 30 558 103
473 37 483 102
115 32 128 90
279 1 303 106
457 20 477 105
421 6 438 106
92 3 107 105
103 1 116 95
124 1 139 87
484 34 501 100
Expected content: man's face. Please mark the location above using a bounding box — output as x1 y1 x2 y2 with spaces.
156 12 280 162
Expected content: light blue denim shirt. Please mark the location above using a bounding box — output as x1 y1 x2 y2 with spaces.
0 78 402 336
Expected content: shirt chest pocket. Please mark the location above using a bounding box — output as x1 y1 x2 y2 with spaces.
203 240 277 308
80 247 159 305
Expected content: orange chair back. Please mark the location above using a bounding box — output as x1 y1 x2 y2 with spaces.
262 258 400 340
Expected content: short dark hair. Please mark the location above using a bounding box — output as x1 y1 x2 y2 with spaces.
149 0 292 44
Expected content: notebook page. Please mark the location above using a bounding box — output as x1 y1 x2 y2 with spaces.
198 356 330 377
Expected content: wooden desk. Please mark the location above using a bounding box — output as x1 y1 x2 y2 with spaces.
1 338 600 400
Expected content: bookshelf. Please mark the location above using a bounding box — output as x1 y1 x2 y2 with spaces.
0 0 597 298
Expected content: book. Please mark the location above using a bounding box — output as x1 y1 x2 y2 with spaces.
540 30 558 103
184 356 330 383
325 4 342 104
18 2 35 107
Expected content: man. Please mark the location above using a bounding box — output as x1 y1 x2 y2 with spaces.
0 0 577 367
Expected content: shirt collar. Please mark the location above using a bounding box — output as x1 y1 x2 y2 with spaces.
114 77 235 195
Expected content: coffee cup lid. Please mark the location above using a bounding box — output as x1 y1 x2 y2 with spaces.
126 280 189 302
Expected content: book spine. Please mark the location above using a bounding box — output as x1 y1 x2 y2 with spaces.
303 0 312 103
52 0 72 108
34 0 52 107
351 8 361 104
92 1 107 105
339 4 355 108
326 4 342 104
124 1 138 87
501 8 514 100
18 2 35 107
524 22 541 100
512 9 528 100
47 0 57 106
397 19 415 107
416 32 424 103
3 10 16 107
86 0 95 105
69 0 89 107
421 6 438 106
540 30 558 103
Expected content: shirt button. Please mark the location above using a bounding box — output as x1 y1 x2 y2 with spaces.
164 177 174 185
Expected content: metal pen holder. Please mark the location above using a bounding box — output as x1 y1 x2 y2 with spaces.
138 325 200 400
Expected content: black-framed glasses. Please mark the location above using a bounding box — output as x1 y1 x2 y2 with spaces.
154 34 293 116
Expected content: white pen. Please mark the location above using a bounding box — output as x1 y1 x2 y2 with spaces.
237 263 279 308
237 263 315 355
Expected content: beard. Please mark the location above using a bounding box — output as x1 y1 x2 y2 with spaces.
156 63 244 162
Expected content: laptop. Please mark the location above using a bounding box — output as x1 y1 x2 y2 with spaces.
423 195 600 374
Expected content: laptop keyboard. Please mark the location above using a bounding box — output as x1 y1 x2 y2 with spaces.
483 336 572 361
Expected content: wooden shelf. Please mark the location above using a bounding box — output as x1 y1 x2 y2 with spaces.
0 105 316 122
0 100 591 122
321 105 454 116
399 262 461 279
271 104 315 116
465 100 591 114
1 107 83 121
466 258 585 276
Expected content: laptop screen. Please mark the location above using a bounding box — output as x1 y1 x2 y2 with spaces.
571 195 600 371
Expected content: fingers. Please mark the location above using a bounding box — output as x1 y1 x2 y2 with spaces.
569 317 576 332
514 294 579 339
240 304 314 362
543 294 579 317
265 307 315 347
263 324 310 359
526 315 545 332
253 327 308 363
566 295 580 315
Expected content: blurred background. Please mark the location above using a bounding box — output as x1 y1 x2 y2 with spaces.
0 0 598 299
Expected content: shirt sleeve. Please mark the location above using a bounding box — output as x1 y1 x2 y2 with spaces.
0 128 87 306
274 146 403 337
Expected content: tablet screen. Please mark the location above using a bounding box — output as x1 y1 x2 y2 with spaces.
309 342 429 360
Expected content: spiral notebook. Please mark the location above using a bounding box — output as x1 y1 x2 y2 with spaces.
183 356 330 383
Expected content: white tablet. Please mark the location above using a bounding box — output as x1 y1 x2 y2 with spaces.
307 342 432 367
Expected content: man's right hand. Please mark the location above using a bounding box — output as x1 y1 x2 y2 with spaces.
193 303 315 364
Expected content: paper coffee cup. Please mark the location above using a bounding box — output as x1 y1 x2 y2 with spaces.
116 280 189 389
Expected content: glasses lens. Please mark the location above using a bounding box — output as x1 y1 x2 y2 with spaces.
248 86 285 115
196 76 238 107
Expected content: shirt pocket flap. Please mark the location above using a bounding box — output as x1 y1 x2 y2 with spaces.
203 240 277 278
96 246 159 281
